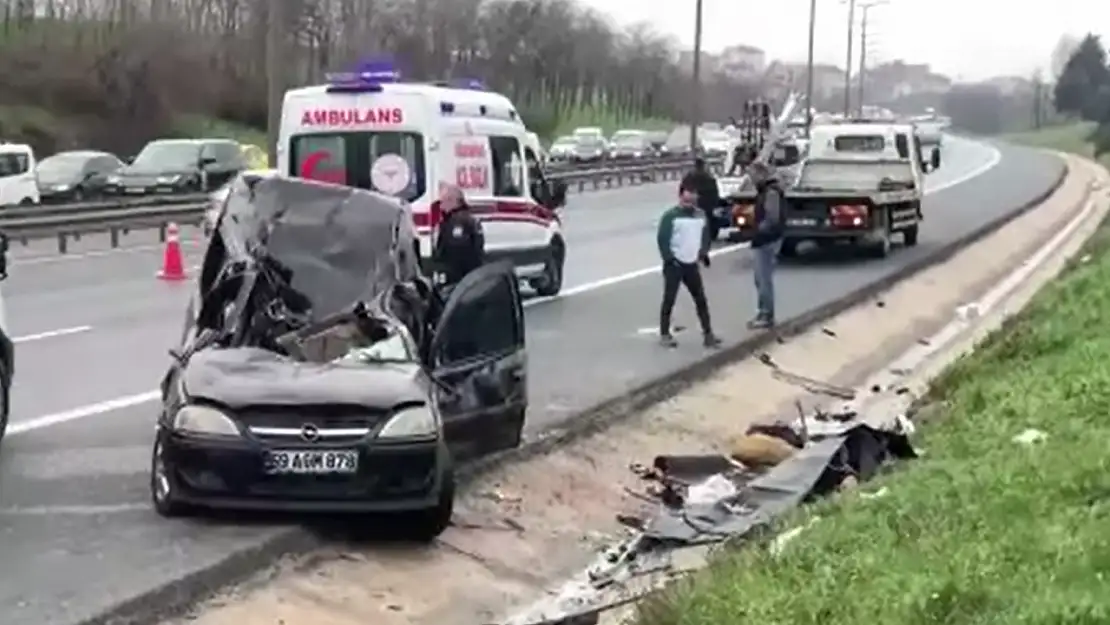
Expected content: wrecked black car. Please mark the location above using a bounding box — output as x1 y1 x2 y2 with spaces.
149 175 527 540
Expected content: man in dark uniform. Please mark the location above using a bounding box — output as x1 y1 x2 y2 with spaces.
432 184 485 287
680 158 721 216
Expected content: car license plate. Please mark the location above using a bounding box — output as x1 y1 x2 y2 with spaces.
125 187 145 194
265 450 359 475
788 217 817 227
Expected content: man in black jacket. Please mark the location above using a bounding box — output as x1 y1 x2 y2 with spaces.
432 185 485 287
680 158 721 216
747 161 784 329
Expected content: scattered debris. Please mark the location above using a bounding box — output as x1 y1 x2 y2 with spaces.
1012 428 1048 445
955 303 981 322
768 517 820 556
821 327 837 337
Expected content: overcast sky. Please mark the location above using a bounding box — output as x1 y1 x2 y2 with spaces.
582 0 1110 81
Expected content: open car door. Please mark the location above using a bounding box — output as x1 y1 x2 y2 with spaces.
429 261 527 461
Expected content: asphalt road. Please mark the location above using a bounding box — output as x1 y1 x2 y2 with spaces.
0 137 1063 625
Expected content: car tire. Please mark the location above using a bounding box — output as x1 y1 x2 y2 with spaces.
0 361 10 444
408 470 455 542
18 198 33 206
530 243 565 296
903 225 919 246
150 435 192 517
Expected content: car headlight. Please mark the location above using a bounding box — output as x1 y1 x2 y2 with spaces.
53 184 71 192
378 405 438 440
157 175 183 184
106 176 120 184
172 405 241 437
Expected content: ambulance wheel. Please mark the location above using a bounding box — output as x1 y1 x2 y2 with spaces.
531 242 564 296
903 225 919 246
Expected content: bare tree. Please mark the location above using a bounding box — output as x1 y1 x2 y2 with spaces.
0 0 760 154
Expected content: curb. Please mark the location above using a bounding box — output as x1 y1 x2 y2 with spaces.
78 156 1070 625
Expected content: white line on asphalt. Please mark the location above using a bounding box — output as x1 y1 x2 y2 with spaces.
7 390 161 435
12 325 93 343
6 142 1004 436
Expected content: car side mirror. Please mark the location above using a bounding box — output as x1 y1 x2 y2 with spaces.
549 180 567 208
199 156 218 169
0 231 10 280
930 148 941 171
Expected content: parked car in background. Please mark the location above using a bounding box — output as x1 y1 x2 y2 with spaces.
548 135 578 162
204 169 278 236
569 136 607 164
0 142 39 207
105 138 246 196
36 150 124 203
646 131 669 157
664 126 700 158
239 143 269 170
607 130 650 160
700 129 733 157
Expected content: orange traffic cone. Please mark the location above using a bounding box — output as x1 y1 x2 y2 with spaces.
157 222 187 281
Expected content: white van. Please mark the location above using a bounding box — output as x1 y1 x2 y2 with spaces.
0 143 40 207
277 65 569 295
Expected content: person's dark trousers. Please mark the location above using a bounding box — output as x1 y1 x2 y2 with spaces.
659 261 713 336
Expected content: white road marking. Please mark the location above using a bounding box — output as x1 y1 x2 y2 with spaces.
12 326 93 343
0 503 149 516
6 142 1004 436
7 390 161 435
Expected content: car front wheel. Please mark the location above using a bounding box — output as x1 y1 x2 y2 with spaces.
407 470 455 541
530 244 565 296
150 434 192 517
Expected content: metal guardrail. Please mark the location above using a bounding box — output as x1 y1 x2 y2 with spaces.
0 157 722 254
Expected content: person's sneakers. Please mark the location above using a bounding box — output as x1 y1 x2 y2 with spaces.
659 334 679 348
703 333 722 348
747 316 775 330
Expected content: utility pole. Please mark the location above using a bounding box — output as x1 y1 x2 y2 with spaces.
805 0 816 135
266 0 286 169
857 8 868 115
843 0 855 117
688 0 704 154
856 1 886 117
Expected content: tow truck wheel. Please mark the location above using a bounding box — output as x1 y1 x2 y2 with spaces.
903 225 919 246
409 470 456 542
150 437 193 517
531 243 565 297
866 228 892 258
778 238 799 258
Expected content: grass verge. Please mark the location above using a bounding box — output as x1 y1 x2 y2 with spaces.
633 209 1110 623
1005 122 1110 169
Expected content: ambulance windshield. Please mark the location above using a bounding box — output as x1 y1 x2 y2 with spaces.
289 132 426 201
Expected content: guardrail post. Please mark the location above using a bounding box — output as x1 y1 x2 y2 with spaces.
110 228 120 248
57 233 67 254
578 181 586 192
18 237 27 246
159 224 167 242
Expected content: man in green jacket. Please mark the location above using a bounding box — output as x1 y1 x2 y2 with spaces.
656 179 722 348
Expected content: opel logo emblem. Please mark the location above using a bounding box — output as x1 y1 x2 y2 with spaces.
300 423 320 442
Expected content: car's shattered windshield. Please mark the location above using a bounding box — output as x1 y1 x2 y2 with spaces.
219 176 420 326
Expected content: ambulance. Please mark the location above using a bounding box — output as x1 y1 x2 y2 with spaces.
276 61 569 296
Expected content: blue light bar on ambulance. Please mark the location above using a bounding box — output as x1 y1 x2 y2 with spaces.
325 59 401 93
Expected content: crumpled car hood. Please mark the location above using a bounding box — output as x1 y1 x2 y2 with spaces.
182 347 427 409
